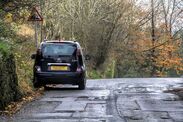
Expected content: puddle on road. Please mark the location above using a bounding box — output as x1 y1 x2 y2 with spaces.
114 83 182 94
77 96 108 101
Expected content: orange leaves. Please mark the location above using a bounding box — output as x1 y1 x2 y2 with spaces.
155 38 183 74
130 31 152 52
157 58 182 68
128 20 182 76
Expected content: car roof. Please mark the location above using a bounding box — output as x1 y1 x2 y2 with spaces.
41 40 80 45
40 40 81 48
48 40 74 42
45 40 77 44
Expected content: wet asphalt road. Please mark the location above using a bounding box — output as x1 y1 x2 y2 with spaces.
1 78 183 122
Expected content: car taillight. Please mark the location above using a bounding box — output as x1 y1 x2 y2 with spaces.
76 67 82 72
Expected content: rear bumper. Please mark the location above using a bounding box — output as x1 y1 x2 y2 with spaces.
35 71 84 85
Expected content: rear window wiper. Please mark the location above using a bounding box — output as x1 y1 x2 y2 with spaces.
43 55 53 58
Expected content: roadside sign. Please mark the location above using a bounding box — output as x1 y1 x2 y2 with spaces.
28 7 43 48
28 7 43 21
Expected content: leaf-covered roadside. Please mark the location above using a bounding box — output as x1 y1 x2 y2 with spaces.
0 88 43 116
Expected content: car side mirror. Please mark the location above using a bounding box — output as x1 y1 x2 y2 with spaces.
85 55 91 60
31 54 36 59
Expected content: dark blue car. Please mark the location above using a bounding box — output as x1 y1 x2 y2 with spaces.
31 40 88 90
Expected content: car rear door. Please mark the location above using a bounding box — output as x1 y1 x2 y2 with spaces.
40 42 78 72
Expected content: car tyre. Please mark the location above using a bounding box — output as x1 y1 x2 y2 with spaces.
44 85 50 90
33 77 41 88
78 78 86 90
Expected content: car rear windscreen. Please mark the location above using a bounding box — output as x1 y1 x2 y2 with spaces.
42 43 76 56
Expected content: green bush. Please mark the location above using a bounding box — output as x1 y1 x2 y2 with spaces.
87 70 103 79
0 41 22 110
0 41 10 55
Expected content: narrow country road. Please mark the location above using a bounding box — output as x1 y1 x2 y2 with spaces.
1 78 183 122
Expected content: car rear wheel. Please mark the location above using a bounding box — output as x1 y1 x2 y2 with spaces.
33 77 42 88
44 85 50 90
78 78 86 90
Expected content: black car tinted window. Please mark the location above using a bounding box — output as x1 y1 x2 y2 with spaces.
42 43 76 56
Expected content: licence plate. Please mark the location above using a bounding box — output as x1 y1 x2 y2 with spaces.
50 66 68 71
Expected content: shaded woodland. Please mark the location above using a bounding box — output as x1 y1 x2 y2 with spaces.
40 0 183 77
